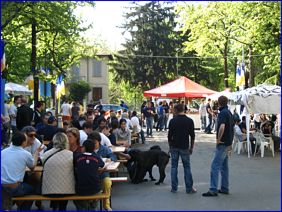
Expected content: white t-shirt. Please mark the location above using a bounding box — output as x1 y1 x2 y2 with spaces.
8 104 17 126
199 103 206 116
79 130 88 146
99 132 112 147
24 138 46 159
61 103 71 116
130 116 141 133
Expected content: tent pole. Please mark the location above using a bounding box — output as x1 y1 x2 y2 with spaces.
246 113 251 158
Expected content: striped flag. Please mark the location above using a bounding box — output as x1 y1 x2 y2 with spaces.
236 62 245 87
1 40 6 72
56 74 65 99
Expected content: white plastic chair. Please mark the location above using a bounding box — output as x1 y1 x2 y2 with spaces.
253 131 275 158
233 134 247 154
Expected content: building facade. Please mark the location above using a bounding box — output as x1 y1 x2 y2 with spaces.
70 54 112 104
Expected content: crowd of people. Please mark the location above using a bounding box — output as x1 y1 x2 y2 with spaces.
1 95 280 210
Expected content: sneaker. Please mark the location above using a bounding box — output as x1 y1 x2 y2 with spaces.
218 189 229 195
202 191 218 197
186 187 197 194
105 208 113 211
171 189 177 193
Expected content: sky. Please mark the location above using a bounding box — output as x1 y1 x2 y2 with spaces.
74 1 206 51
74 1 132 51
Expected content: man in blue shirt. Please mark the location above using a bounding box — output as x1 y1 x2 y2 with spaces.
1 132 43 210
202 96 234 197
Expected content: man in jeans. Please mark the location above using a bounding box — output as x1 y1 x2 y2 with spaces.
199 99 206 131
143 101 155 137
168 103 196 194
205 98 213 134
202 95 234 197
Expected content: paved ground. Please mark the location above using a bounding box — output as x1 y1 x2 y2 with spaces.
25 129 280 211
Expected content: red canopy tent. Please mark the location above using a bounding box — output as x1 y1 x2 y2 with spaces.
144 76 217 98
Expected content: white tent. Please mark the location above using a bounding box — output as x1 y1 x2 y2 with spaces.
5 82 33 95
229 84 281 157
206 89 231 101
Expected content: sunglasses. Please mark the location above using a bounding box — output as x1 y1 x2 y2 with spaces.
27 133 36 138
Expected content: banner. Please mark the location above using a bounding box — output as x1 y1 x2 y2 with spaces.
1 40 5 72
236 62 245 88
56 74 65 99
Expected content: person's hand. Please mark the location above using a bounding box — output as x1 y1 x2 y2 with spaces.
216 139 224 145
189 148 193 155
36 144 45 153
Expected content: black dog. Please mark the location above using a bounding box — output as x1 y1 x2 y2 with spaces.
127 145 170 185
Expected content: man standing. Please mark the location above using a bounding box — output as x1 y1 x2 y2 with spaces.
205 98 213 134
143 101 155 137
199 99 206 132
168 103 196 194
202 96 234 197
9 96 21 134
16 97 33 130
61 100 72 123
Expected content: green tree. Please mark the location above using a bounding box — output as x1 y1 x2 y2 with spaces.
111 2 183 90
1 2 95 82
69 80 91 102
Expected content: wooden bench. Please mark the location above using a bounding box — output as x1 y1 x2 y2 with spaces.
110 177 128 183
11 193 109 210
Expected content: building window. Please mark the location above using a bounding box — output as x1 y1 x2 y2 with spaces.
92 87 102 102
92 60 102 77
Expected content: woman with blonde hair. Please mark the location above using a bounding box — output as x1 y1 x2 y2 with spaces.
66 127 82 153
41 132 75 210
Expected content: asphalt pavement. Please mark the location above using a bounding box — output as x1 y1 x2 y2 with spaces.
25 128 280 211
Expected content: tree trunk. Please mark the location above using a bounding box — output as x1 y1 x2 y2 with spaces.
223 42 229 88
31 18 38 105
248 45 254 87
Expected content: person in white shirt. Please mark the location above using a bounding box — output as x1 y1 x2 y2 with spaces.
199 99 207 132
88 132 112 148
9 96 21 133
21 126 46 159
130 111 145 144
61 100 72 123
79 122 93 146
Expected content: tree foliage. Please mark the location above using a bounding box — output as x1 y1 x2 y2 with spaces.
68 80 91 102
177 2 280 88
111 2 205 91
1 1 95 83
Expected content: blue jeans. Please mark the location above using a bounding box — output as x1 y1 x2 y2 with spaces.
209 145 229 193
200 115 206 130
170 148 194 193
157 114 164 130
205 115 212 132
4 182 34 210
146 117 153 136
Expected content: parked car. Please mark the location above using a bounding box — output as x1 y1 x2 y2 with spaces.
94 104 127 112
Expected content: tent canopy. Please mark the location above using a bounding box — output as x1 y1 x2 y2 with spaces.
206 89 231 101
144 76 217 98
229 84 281 114
5 82 33 95
229 84 281 158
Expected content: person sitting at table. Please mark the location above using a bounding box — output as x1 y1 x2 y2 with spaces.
41 132 75 211
89 131 117 211
261 119 280 152
234 119 257 154
79 122 93 146
89 130 112 147
21 126 46 160
1 132 43 210
73 139 105 210
101 126 117 146
21 126 47 210
95 117 108 132
66 127 82 154
113 118 131 148
40 116 59 143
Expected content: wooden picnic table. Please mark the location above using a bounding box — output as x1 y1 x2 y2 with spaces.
26 161 120 173
110 146 126 153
